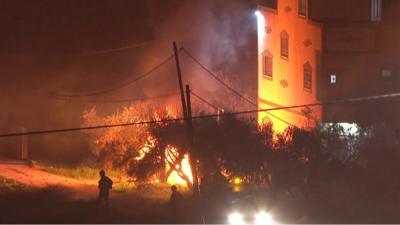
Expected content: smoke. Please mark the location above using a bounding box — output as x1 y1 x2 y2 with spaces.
0 0 258 163
141 0 258 108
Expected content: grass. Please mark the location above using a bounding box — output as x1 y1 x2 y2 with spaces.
44 166 180 197
45 166 139 192
45 166 123 181
0 176 33 193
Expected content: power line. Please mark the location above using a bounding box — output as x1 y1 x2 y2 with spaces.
52 92 180 104
2 92 400 138
56 54 175 98
190 90 220 111
1 41 153 58
181 48 295 127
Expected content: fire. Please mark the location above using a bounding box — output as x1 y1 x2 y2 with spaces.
135 135 157 161
140 107 194 187
165 146 193 186
83 103 194 187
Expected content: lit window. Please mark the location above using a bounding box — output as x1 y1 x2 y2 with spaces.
371 0 382 22
330 74 337 84
303 62 312 91
298 0 307 17
262 50 273 79
280 31 289 59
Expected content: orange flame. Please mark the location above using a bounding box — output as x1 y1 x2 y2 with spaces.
165 146 193 186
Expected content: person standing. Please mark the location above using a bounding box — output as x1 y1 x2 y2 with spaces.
98 170 113 207
169 185 184 222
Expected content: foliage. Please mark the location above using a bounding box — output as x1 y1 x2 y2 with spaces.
150 115 270 184
81 98 400 221
82 102 178 172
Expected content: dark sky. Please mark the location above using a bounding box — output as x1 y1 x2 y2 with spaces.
0 0 259 161
0 0 152 54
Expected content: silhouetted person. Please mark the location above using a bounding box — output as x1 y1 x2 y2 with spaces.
98 170 113 207
169 185 184 223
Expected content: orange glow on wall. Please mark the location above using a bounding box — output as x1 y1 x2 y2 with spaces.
257 0 323 133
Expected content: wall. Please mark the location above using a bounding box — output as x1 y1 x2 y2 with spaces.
320 22 400 122
257 0 322 132
309 0 371 22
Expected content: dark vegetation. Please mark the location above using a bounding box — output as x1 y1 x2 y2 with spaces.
2 114 400 223
146 116 400 223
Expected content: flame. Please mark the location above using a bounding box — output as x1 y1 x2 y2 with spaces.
87 103 194 187
165 146 193 186
151 106 193 187
136 135 157 161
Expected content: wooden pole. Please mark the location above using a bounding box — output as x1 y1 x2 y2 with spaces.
186 84 205 224
185 84 199 195
21 128 28 160
173 41 188 120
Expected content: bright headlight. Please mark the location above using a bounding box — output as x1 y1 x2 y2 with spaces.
255 212 274 225
228 212 245 225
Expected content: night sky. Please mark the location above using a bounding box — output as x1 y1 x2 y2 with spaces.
0 0 259 161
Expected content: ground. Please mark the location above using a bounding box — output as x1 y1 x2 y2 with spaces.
1 158 398 223
0 159 175 224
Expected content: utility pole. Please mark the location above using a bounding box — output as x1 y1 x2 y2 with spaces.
172 42 203 223
186 84 205 224
173 42 188 120
173 41 199 193
185 84 199 195
20 128 28 160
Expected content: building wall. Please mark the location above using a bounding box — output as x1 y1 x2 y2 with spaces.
315 0 400 123
320 22 400 122
257 0 322 132
310 0 371 22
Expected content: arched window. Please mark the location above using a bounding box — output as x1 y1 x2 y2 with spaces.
280 31 289 59
298 0 308 17
303 62 312 91
262 50 273 79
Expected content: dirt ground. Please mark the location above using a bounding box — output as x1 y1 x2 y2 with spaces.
0 161 177 223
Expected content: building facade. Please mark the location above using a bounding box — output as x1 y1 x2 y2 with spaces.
257 0 322 132
258 0 400 131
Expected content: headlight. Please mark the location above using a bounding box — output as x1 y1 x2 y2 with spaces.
228 212 245 225
255 212 274 225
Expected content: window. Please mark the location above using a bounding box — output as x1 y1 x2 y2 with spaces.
280 31 289 59
303 62 312 91
330 74 337 84
381 69 394 79
262 50 273 79
264 0 277 10
371 0 382 22
298 0 307 17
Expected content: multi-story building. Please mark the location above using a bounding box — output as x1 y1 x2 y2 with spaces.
257 0 323 132
257 0 400 132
